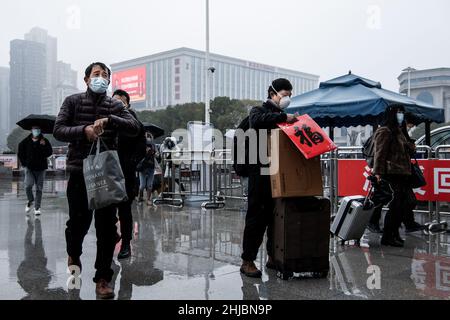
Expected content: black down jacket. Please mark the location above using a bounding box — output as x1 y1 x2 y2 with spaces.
53 88 140 173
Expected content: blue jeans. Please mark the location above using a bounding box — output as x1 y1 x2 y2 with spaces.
139 168 155 192
24 168 45 209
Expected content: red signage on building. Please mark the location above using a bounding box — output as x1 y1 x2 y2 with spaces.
112 66 147 102
338 159 450 202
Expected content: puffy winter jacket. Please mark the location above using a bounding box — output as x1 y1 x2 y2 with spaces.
18 135 53 171
53 89 140 173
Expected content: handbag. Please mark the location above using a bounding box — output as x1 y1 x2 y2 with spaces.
369 176 394 207
410 158 426 189
83 138 128 210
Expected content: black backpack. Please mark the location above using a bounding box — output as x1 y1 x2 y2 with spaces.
362 134 375 168
232 116 251 177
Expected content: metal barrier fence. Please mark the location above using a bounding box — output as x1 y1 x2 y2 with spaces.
332 145 447 234
153 150 225 209
153 145 449 234
429 146 450 233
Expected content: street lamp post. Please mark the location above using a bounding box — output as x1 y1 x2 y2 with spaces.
402 66 416 97
205 0 211 124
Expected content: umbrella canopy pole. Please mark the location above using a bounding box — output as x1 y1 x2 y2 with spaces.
329 126 334 141
425 121 431 152
372 124 378 135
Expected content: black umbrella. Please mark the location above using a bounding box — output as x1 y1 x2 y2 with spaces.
142 123 165 139
17 114 56 134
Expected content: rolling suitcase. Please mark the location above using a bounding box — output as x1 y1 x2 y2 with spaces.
330 193 375 243
273 197 331 280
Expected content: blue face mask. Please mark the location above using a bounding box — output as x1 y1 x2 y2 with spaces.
32 129 41 138
89 77 109 93
396 113 405 125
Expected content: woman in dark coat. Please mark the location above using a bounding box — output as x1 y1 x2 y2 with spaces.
373 104 416 247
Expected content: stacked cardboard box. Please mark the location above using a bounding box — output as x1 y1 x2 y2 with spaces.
269 129 323 198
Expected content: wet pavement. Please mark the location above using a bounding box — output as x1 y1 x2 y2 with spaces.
0 177 449 300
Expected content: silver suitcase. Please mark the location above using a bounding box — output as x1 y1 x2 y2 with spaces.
331 195 375 241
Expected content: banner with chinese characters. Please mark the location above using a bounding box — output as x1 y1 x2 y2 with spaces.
277 114 337 159
338 159 450 202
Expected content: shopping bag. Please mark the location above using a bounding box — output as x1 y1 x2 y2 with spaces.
277 114 337 159
83 138 128 210
410 159 427 188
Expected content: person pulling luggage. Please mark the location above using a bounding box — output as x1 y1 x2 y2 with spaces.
368 112 424 234
372 104 416 247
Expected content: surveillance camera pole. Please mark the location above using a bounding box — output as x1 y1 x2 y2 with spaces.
205 0 211 124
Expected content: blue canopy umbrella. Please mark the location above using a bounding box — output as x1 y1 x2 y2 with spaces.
286 73 445 129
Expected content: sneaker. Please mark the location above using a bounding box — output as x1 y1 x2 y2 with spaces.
240 260 262 278
25 201 33 214
34 208 41 216
405 222 425 233
95 279 115 299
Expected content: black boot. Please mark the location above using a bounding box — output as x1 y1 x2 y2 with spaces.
393 230 405 244
381 232 404 247
118 241 131 259
138 190 144 202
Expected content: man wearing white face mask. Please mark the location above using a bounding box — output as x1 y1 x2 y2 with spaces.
18 126 53 216
240 78 297 278
54 62 140 299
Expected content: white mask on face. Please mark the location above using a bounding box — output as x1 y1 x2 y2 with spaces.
279 96 291 109
89 77 109 93
271 85 291 109
396 112 405 125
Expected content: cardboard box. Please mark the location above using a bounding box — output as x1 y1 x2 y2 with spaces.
270 129 323 198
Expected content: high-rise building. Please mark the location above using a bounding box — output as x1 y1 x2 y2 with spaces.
0 67 10 150
25 27 57 90
56 61 77 87
398 68 450 121
9 39 46 130
42 61 79 115
111 47 319 111
22 27 79 116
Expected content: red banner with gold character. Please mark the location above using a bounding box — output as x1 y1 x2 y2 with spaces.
277 114 337 159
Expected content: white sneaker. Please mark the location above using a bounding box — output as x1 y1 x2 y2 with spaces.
34 208 41 216
25 202 33 214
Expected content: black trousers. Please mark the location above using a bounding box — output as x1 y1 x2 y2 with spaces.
370 184 417 228
117 170 137 243
241 173 274 262
66 172 117 283
382 175 415 237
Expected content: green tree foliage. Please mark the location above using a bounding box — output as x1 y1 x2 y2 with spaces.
136 97 261 139
6 97 262 153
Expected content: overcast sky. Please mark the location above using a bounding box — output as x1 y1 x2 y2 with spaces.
0 0 449 92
